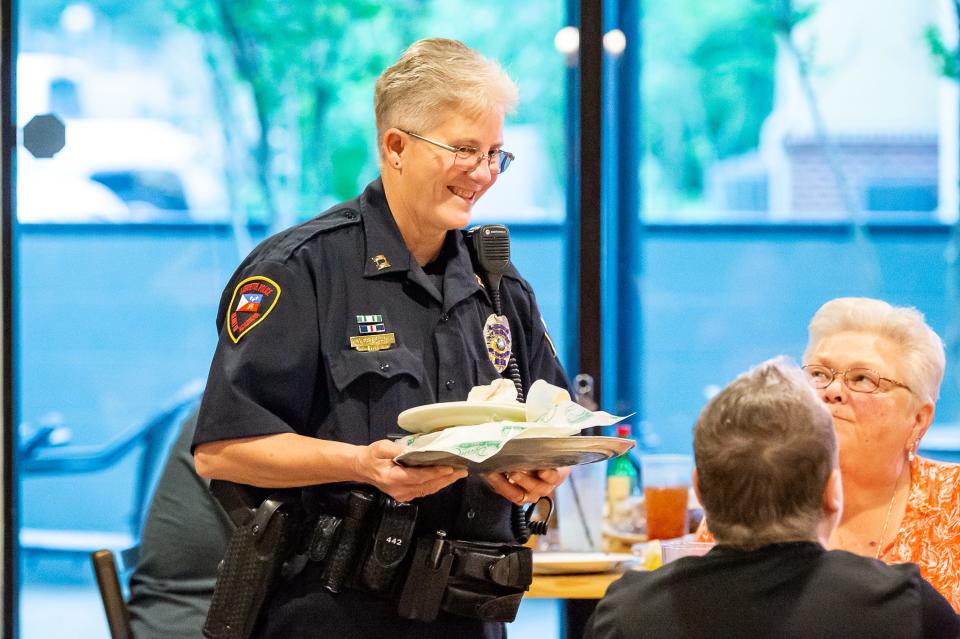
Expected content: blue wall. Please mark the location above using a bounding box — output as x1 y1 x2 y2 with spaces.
642 224 960 454
17 222 959 537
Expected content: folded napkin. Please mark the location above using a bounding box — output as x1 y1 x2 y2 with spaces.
466 378 519 403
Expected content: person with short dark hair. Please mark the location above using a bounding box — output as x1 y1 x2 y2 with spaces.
585 359 958 639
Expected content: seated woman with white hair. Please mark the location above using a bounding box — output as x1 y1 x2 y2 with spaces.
697 297 960 610
803 297 960 610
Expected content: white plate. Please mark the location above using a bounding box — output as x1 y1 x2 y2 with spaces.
604 526 647 546
397 401 527 433
395 436 635 473
532 551 636 575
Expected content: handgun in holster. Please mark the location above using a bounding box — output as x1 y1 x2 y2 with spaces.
202 481 302 639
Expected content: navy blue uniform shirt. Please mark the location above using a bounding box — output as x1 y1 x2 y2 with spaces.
193 179 568 637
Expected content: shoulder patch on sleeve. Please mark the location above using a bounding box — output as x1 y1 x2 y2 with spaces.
226 276 281 343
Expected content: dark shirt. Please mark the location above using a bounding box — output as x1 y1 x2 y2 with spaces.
193 179 567 638
585 541 960 639
127 407 235 639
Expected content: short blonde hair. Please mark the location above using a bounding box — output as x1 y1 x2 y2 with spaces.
374 38 519 155
803 297 945 403
695 358 837 547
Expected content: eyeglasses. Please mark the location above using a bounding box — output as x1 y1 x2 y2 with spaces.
401 130 515 174
801 364 911 394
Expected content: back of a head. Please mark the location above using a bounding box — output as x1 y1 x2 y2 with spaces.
804 297 945 403
694 358 837 547
373 38 519 154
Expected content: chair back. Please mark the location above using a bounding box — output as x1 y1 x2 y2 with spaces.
91 548 135 639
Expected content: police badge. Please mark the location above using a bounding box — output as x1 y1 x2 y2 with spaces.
483 314 512 373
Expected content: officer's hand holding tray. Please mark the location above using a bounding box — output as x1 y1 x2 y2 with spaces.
394 379 635 473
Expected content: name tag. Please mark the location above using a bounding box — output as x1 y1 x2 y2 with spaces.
350 333 396 352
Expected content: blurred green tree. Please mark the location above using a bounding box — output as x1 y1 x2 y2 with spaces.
22 0 566 229
925 1 960 80
421 2 567 192
924 1 960 390
643 0 778 203
179 0 567 230
166 0 432 232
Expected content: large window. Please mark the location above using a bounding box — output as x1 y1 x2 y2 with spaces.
642 0 950 224
18 3 567 228
16 2 569 636
15 0 960 635
633 0 960 455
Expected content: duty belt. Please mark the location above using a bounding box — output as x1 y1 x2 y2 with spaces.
295 489 533 623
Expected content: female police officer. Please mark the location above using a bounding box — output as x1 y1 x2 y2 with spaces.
192 38 570 638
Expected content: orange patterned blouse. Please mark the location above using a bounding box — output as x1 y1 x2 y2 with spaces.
879 455 960 612
694 455 960 611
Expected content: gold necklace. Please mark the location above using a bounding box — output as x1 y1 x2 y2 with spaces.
873 478 898 560
836 470 901 560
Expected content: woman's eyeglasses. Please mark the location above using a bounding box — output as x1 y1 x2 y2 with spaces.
801 364 911 394
401 130 515 174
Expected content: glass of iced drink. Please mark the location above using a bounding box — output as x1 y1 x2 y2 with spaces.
641 455 693 540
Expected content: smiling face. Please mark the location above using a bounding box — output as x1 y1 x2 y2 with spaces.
805 331 933 483
386 108 504 236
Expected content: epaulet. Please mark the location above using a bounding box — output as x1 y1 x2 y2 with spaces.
308 206 363 233
256 206 362 263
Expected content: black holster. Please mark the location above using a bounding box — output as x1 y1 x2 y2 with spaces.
397 536 532 623
202 489 301 639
